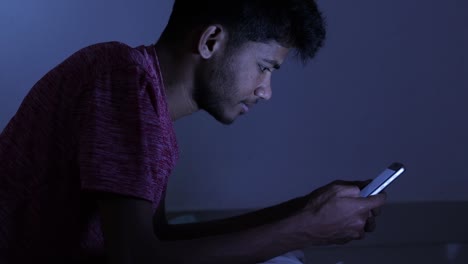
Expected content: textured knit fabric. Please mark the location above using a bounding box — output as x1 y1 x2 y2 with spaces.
0 42 179 263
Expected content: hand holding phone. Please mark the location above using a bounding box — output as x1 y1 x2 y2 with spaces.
360 162 405 197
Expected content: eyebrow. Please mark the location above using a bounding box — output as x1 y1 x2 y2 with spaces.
262 59 281 70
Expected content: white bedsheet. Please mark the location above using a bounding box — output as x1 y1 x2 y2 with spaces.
258 250 305 264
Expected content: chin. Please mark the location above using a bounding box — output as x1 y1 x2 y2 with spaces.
214 113 236 125
205 108 237 125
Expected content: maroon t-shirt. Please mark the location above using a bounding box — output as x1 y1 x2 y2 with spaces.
0 42 179 262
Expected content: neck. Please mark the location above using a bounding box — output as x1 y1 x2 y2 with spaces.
154 40 199 121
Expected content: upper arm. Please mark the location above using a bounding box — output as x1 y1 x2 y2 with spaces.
97 194 160 264
77 65 160 201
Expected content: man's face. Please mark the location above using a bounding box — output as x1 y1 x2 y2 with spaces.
194 41 290 124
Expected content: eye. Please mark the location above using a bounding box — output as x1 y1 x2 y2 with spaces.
258 64 271 73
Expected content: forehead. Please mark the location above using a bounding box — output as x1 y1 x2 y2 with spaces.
234 41 290 63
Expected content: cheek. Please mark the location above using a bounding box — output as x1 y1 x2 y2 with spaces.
237 69 258 92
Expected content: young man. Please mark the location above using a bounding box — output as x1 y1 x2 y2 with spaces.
0 0 386 263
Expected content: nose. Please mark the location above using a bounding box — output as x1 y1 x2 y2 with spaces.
254 75 272 101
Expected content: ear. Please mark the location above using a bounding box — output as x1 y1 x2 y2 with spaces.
197 25 226 59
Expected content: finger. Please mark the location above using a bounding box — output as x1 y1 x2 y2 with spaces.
356 194 386 213
335 185 361 198
360 193 387 211
334 179 372 189
334 237 353 245
371 206 382 216
354 179 372 189
358 230 366 239
354 229 365 240
364 216 377 232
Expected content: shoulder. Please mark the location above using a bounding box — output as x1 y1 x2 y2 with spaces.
73 41 150 72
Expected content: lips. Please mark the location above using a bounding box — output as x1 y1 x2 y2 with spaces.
240 99 258 114
241 102 249 113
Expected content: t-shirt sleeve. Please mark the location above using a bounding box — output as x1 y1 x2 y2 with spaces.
77 65 162 202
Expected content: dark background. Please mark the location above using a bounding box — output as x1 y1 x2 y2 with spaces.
1 0 467 211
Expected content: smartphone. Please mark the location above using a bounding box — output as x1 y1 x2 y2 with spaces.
360 162 405 197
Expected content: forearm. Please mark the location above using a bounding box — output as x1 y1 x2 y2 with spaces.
157 195 307 241
157 212 308 264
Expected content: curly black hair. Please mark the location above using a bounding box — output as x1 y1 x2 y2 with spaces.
163 0 326 63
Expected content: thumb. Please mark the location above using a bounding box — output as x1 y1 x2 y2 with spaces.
354 179 372 189
337 180 372 189
336 185 361 198
362 192 387 209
